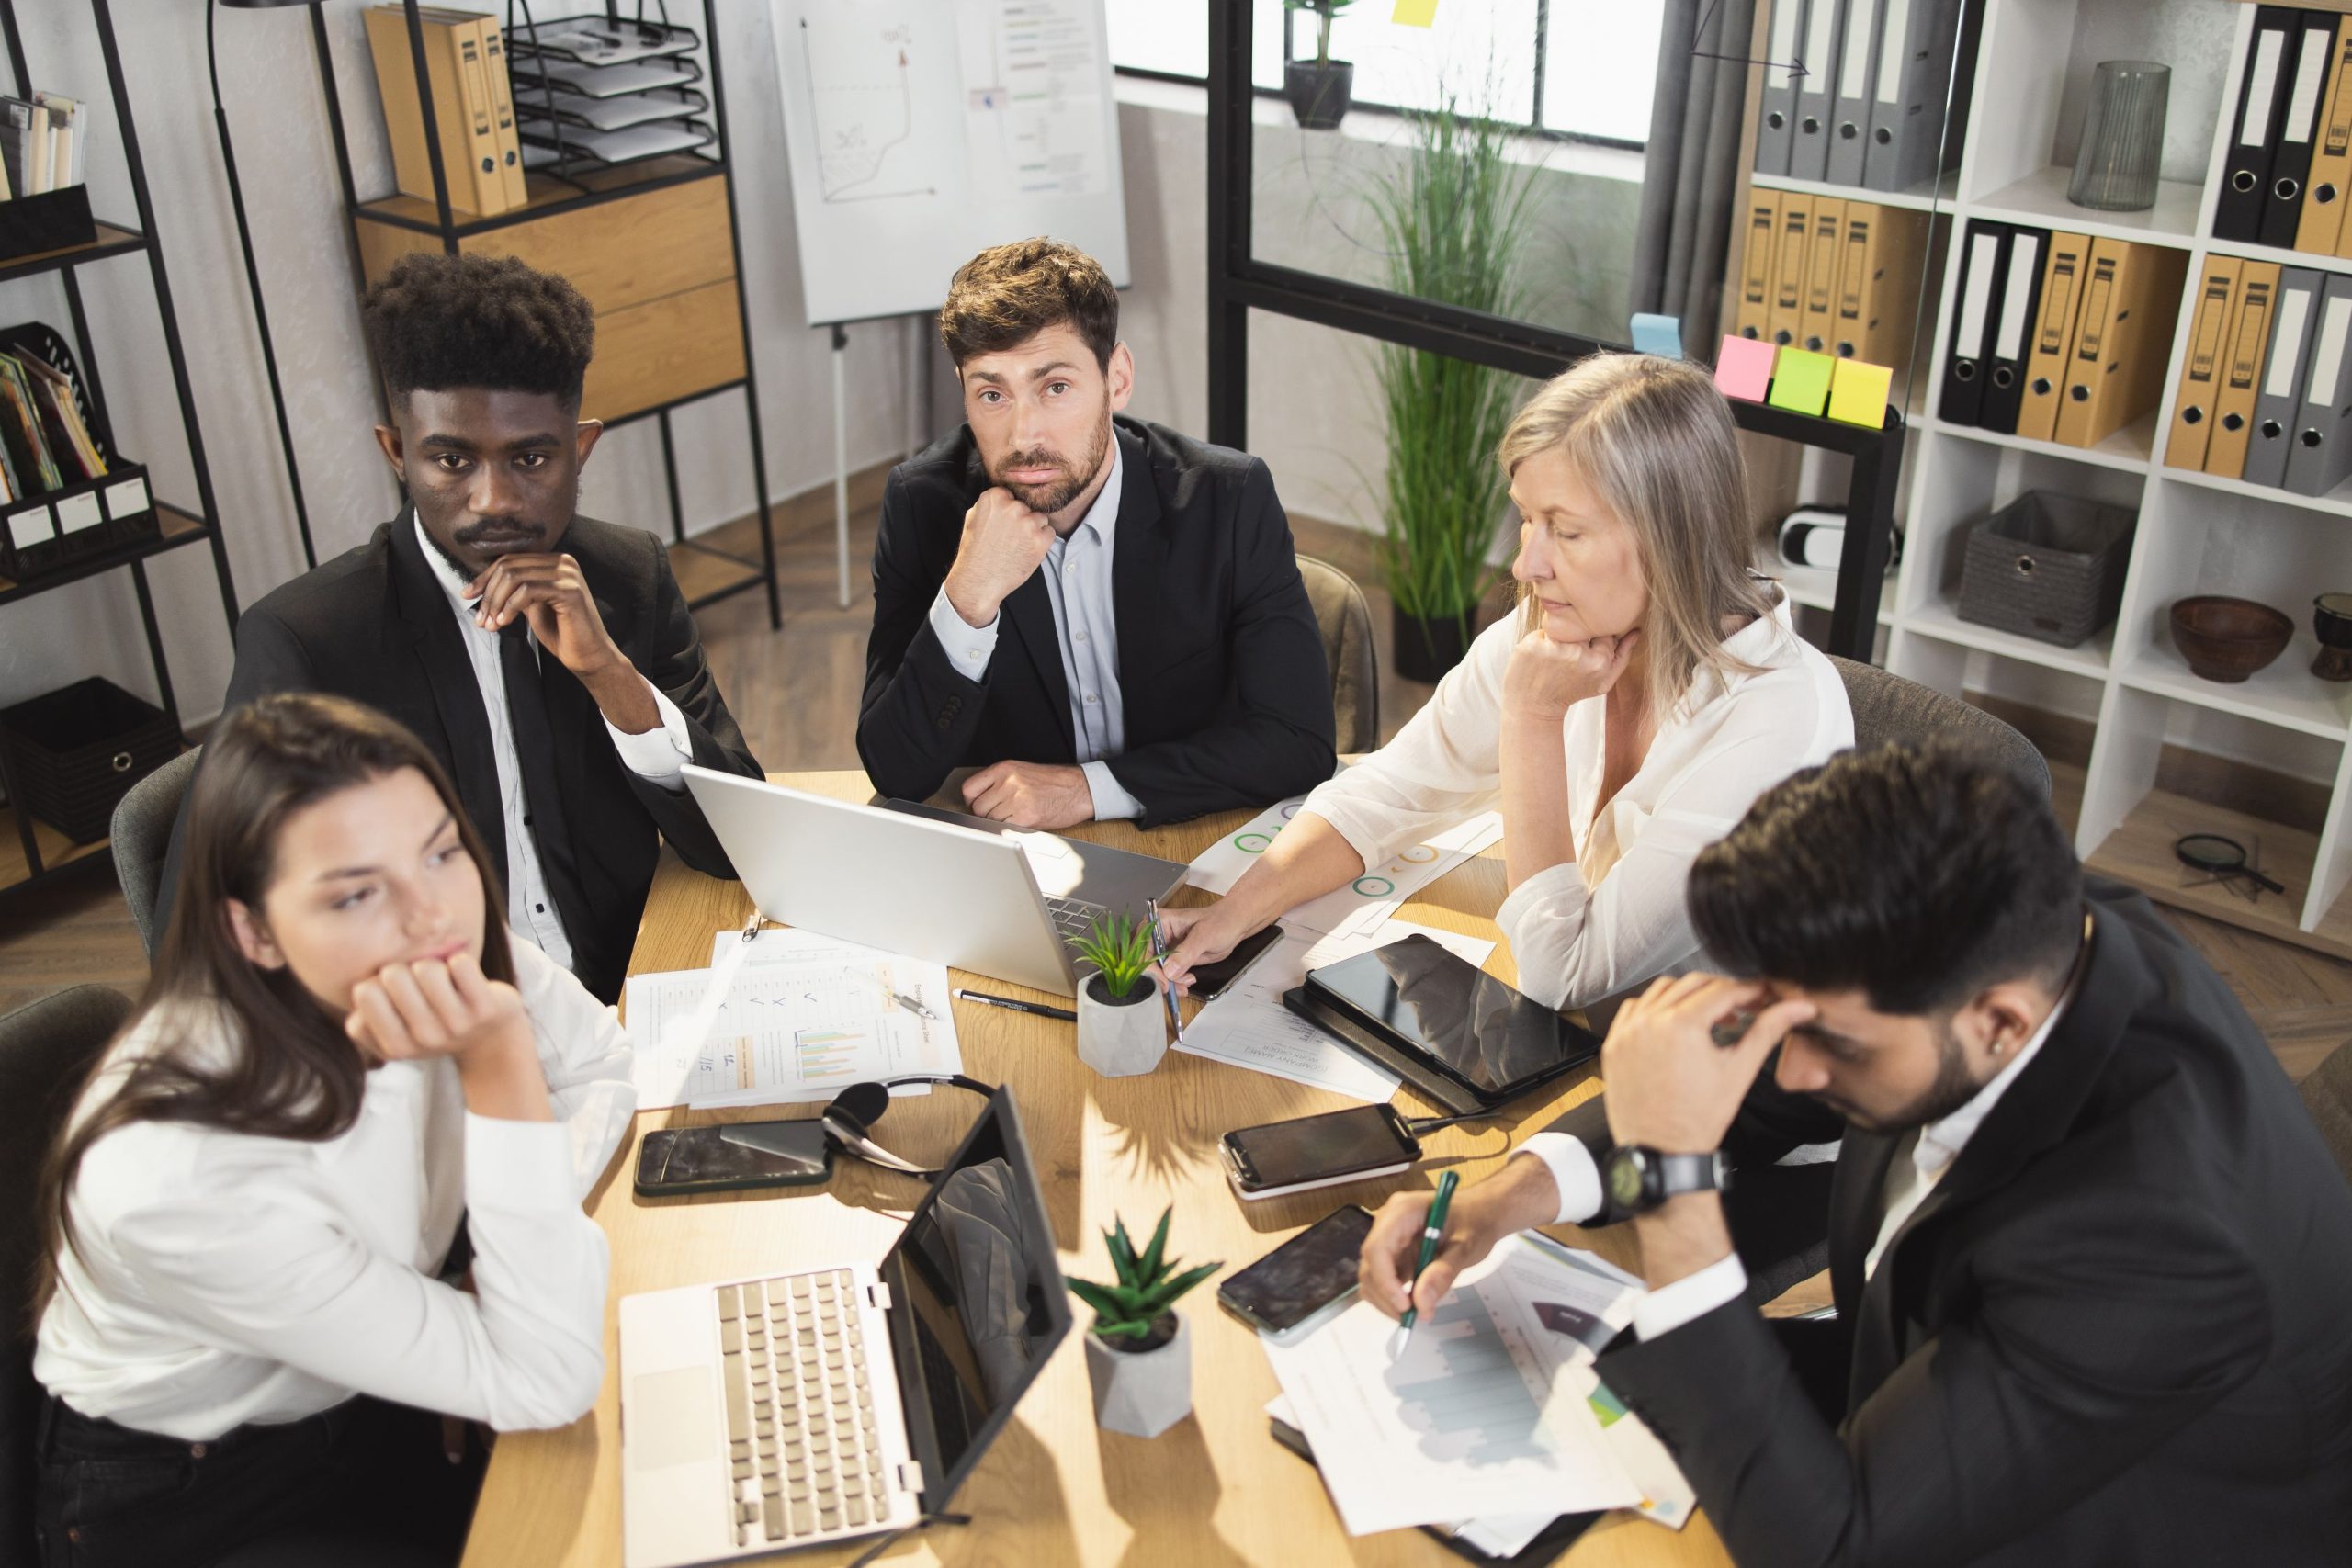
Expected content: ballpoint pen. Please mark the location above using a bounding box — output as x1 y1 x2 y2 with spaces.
951 987 1078 1022
1144 898 1187 1045
1389 1168 1460 1359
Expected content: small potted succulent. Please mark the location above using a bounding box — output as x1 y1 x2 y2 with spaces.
1283 0 1357 130
1069 1208 1221 1438
1067 914 1168 1077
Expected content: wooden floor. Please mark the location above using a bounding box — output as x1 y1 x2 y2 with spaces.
4 502 2347 1086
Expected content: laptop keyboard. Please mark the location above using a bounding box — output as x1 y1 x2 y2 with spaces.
717 1270 887 1547
1045 894 1114 939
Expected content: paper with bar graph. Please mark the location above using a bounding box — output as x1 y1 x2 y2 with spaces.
619 928 961 1109
1260 1238 1644 1535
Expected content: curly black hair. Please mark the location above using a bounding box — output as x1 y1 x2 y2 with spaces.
1686 738 2082 1017
361 252 595 410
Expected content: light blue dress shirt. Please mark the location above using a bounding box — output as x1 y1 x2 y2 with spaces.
923 445 1144 819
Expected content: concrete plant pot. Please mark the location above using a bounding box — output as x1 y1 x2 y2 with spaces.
1085 1312 1193 1438
1077 972 1167 1077
1284 59 1353 130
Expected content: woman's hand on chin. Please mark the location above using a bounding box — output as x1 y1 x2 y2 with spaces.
345 950 534 1070
1504 626 1641 721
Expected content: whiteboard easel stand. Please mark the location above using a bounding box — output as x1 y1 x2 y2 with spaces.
830 322 851 609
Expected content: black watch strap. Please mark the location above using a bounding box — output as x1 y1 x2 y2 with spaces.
1655 1151 1729 1200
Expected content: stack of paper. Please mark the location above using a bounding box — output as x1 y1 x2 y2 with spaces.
1186 792 1504 941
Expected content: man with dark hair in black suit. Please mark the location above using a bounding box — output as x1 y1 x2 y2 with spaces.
1362 739 2352 1565
856 238 1335 829
161 251 761 1002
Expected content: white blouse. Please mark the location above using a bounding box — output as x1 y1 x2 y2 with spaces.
34 939 637 1442
1298 598 1853 1010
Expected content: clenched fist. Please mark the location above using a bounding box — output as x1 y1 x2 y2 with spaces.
942 488 1056 629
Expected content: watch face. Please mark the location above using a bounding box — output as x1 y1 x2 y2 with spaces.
1607 1150 1646 1209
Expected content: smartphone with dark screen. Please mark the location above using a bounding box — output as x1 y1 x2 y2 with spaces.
1217 1204 1375 1333
1186 922 1286 1001
634 1120 834 1197
1219 1103 1419 1200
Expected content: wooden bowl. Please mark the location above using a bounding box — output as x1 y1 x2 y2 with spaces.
2170 596 2292 683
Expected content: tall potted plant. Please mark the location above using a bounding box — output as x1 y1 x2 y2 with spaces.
1365 93 1536 682
1282 0 1356 130
1066 914 1167 1077
1070 1208 1221 1438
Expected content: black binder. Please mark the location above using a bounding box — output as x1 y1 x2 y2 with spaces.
1940 219 2012 428
2220 7 2303 243
1980 226 2046 434
2261 12 2340 250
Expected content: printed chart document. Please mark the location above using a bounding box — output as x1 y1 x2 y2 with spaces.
1260 1237 1653 1536
1176 920 1496 1101
620 928 962 1109
1187 790 1504 939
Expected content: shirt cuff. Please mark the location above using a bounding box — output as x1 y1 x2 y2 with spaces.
465 1113 582 1213
928 585 999 682
1632 1252 1749 1341
1496 859 1589 946
1082 760 1143 821
604 680 693 792
1514 1134 1603 1225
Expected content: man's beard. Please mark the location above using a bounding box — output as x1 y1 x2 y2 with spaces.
1835 1019 1984 1135
990 410 1113 517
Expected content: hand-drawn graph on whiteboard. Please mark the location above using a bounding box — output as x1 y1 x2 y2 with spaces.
796 9 958 203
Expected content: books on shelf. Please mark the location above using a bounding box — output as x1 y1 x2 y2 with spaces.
0 90 88 200
363 5 525 218
0 340 106 506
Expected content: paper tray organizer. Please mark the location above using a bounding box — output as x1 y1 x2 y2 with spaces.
0 321 156 583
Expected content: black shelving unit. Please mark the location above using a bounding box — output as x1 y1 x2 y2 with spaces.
308 0 780 628
1204 0 1905 663
0 0 240 901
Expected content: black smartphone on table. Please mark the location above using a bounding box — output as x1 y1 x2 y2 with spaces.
1186 921 1285 1001
1219 1103 1420 1201
1217 1204 1375 1334
634 1120 834 1197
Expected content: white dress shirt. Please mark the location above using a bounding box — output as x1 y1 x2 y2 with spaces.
34 939 637 1441
414 516 697 972
1299 592 1852 1010
1617 919 2089 1340
922 446 1145 820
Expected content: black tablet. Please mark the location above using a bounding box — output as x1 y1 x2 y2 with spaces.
1300 934 1600 1110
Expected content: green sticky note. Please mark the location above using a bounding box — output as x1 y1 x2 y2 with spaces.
1392 0 1439 26
1767 348 1836 417
1827 357 1894 428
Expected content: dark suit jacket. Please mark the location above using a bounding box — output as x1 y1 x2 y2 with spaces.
160 514 762 1003
856 416 1336 826
1592 879 2352 1567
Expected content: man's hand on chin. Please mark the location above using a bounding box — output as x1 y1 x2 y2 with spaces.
961 761 1095 829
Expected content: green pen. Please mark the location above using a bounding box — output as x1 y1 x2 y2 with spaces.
1388 1168 1460 1359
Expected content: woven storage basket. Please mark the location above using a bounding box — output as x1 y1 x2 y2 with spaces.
0 677 181 843
1958 491 2135 648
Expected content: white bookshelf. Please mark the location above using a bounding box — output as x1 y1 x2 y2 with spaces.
1752 0 2352 960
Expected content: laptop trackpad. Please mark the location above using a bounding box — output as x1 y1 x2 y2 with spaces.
628 1367 718 1471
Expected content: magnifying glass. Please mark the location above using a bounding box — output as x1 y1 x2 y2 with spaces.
2173 833 2287 895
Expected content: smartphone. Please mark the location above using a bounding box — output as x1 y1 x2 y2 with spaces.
635 1120 834 1197
1217 1204 1375 1333
1187 922 1286 1002
1219 1104 1419 1201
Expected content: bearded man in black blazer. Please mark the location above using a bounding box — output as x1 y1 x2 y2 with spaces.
160 252 761 1002
1362 740 2352 1566
857 239 1335 829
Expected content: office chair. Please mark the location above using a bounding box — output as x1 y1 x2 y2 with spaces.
1830 657 2051 797
0 986 133 1561
2300 1039 2352 1186
1296 556 1380 752
110 747 199 959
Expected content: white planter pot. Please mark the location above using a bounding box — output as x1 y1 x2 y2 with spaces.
1084 1312 1193 1438
1076 972 1168 1077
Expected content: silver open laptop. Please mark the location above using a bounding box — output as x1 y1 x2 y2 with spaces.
619 1089 1069 1566
682 767 1187 996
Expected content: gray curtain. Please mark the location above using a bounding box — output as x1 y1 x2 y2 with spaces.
1628 0 1757 352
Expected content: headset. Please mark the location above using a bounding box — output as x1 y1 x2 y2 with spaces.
818 1074 998 1179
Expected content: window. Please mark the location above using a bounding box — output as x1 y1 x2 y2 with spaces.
1102 0 1671 149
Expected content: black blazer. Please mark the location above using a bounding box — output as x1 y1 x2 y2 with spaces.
1593 879 2352 1567
856 416 1336 826
159 514 762 1003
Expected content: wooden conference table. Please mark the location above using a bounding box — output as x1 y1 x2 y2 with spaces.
460 772 1736 1568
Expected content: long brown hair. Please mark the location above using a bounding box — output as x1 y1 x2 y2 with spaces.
28 693 514 1321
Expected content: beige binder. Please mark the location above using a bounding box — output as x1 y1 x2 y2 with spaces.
2016 230 2091 444
2207 261 2284 479
2053 239 2188 450
1736 189 1779 342
1799 198 1847 355
1768 193 1814 350
2165 254 2245 471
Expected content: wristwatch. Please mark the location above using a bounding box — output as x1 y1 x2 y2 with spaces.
1603 1145 1730 1214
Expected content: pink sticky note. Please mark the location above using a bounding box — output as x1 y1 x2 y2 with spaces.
1714 335 1776 403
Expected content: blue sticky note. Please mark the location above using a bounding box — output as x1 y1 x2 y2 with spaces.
1631 313 1683 359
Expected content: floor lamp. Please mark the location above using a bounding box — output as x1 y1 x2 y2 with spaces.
211 0 322 570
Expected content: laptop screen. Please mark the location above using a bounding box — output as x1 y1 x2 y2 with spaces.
877 1089 1070 1506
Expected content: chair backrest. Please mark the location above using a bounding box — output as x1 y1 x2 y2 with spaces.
2300 1039 2352 1187
1828 657 2051 799
0 986 132 1562
1295 555 1380 752
110 747 198 959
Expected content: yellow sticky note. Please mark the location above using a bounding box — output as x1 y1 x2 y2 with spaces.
1826 357 1894 428
1392 0 1439 27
